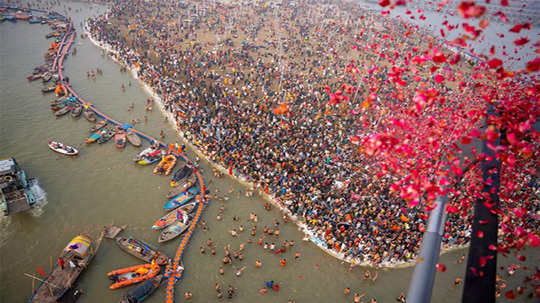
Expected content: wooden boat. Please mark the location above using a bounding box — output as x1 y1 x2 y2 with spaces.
114 129 127 149
107 263 160 290
70 105 82 118
54 106 71 117
167 175 198 199
115 237 169 266
166 180 199 199
119 275 162 303
97 128 115 144
170 165 193 187
48 141 78 156
89 120 106 133
27 74 42 81
153 202 197 230
126 129 142 147
42 73 52 82
170 172 197 192
28 233 103 302
153 155 177 176
41 85 55 93
164 187 199 211
158 215 191 243
83 109 96 122
134 147 162 166
85 129 105 144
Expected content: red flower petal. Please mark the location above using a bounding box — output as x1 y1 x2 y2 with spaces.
487 58 503 69
514 37 530 46
436 263 447 272
379 0 390 7
526 57 540 72
505 290 515 299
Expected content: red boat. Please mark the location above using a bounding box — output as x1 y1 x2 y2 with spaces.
27 74 42 81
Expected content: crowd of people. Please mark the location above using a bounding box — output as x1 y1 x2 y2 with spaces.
86 0 478 266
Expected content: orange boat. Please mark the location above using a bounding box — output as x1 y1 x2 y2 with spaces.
55 83 68 97
153 154 177 176
107 263 160 290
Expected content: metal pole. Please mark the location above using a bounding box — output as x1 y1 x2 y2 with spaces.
462 103 500 303
406 194 448 303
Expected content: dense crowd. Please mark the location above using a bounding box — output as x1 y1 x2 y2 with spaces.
86 0 481 266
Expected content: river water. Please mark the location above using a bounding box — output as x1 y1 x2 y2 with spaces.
0 2 535 303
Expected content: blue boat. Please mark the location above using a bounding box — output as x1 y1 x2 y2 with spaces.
4 15 16 22
163 187 199 211
0 158 38 215
28 18 41 24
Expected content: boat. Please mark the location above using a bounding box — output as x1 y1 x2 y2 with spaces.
70 105 82 118
48 141 78 156
89 120 106 133
115 237 169 266
158 215 192 243
126 129 142 147
164 187 199 211
29 18 41 24
153 155 177 176
42 73 52 82
97 128 115 144
28 233 103 302
0 158 38 216
41 85 55 93
14 12 31 20
114 129 127 149
119 275 162 303
107 263 160 290
83 109 96 122
54 106 71 117
85 129 106 144
27 74 42 81
153 202 196 230
55 83 67 97
134 146 162 166
170 172 197 192
170 165 193 187
167 175 197 199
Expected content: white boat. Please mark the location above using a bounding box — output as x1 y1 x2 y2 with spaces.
48 141 78 156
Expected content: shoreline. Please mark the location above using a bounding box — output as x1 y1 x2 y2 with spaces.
85 27 467 269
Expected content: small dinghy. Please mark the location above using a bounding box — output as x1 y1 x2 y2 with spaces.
152 202 197 230
86 129 106 144
90 120 107 132
119 275 162 303
27 74 42 81
170 165 193 187
115 129 127 149
164 187 199 211
83 109 96 122
55 106 71 117
115 237 169 266
48 141 78 156
158 215 191 243
166 181 199 199
71 105 82 118
42 72 52 82
97 128 115 144
134 147 162 166
107 263 160 290
42 85 55 93
126 129 142 147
